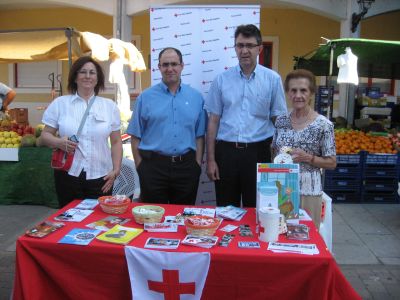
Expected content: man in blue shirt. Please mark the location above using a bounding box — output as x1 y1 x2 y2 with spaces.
204 24 287 207
127 47 207 205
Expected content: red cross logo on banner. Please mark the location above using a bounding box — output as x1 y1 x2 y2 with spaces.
148 269 195 300
258 225 265 237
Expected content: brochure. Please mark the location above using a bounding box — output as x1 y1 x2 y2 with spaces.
164 215 185 226
216 205 247 221
182 235 218 249
182 207 216 218
58 228 101 246
144 237 180 249
257 163 300 220
96 225 143 245
86 216 130 231
267 242 319 255
286 224 310 241
74 199 99 210
144 223 178 232
25 220 65 238
54 208 94 222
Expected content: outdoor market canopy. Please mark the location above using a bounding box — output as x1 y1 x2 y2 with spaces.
294 38 400 80
0 28 146 72
0 28 146 112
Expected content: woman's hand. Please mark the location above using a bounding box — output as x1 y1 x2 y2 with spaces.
290 148 313 164
102 170 119 193
58 137 78 154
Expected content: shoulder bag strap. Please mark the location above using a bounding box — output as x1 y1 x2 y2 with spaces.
76 96 96 138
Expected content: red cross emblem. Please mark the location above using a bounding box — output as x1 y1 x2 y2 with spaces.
148 269 196 300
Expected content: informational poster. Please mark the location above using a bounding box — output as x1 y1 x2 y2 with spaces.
150 5 260 205
257 163 300 220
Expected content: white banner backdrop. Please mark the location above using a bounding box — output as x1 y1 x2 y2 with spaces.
150 5 260 97
150 5 260 205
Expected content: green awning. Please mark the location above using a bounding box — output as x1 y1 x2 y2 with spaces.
294 38 400 79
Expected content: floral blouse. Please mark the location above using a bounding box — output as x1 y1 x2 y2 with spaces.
272 114 336 195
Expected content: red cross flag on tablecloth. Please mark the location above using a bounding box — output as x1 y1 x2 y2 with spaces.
125 246 210 300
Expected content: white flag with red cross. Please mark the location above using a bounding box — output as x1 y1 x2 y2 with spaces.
125 246 211 300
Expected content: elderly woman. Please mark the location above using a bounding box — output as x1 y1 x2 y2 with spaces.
272 69 336 229
41 56 122 208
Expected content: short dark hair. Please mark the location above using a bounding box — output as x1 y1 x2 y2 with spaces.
234 24 262 45
158 47 183 64
284 69 316 94
67 56 105 95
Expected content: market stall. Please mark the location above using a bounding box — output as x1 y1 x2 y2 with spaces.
0 147 58 207
295 38 400 204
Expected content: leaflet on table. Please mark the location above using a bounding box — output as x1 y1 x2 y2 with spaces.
74 199 99 210
144 237 180 249
286 224 310 241
86 216 131 231
54 208 94 222
164 215 185 225
96 225 143 245
182 235 218 248
216 205 247 221
182 207 216 218
58 228 101 246
144 223 178 232
267 242 319 255
257 163 300 221
25 220 65 238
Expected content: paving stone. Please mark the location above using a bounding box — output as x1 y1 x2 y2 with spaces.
358 233 400 258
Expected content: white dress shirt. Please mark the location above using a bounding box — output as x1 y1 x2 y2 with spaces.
42 94 121 179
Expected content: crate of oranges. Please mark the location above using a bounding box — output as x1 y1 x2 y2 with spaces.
335 129 397 155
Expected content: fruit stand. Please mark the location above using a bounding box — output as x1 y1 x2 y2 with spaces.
324 129 400 203
0 147 58 207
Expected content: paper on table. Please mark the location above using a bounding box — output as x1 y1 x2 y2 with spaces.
267 242 319 255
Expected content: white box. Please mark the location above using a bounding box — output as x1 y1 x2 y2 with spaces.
0 148 19 161
360 107 391 116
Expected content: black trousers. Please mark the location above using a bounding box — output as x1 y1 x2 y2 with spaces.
137 150 201 205
54 170 111 208
214 137 272 208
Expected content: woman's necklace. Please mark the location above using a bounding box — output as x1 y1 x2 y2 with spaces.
290 108 312 125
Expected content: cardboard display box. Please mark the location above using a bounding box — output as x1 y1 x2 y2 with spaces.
9 108 28 124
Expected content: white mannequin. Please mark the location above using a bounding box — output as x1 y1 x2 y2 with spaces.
337 47 359 85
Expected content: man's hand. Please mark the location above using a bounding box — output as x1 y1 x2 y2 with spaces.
206 160 220 181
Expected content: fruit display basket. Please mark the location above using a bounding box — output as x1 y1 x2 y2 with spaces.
132 205 165 224
184 216 221 236
98 195 130 214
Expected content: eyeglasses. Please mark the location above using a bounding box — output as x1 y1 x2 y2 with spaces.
78 70 97 76
234 43 260 50
159 62 181 68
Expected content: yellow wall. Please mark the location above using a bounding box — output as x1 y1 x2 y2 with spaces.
132 13 151 90
361 10 400 40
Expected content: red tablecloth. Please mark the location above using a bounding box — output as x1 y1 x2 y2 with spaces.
13 201 361 300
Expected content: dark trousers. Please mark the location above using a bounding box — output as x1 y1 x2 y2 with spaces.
214 137 272 208
137 150 201 205
54 170 111 208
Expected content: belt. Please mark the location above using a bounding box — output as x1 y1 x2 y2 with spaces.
140 150 195 163
217 138 271 149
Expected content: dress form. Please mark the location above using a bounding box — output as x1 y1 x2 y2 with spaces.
337 47 359 85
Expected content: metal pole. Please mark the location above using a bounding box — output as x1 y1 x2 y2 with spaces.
65 28 73 70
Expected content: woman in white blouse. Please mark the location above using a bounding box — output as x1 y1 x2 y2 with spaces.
41 56 122 208
272 69 336 229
